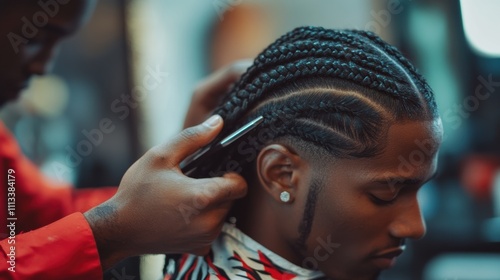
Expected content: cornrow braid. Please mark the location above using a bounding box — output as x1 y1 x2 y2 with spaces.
198 26 437 180
234 32 404 93
170 27 441 260
228 27 407 98
352 29 438 116
219 57 408 121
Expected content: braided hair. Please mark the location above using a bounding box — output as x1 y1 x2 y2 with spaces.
196 26 437 179
209 26 438 252
165 27 440 272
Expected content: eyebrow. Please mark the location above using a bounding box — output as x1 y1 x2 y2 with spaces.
369 171 438 187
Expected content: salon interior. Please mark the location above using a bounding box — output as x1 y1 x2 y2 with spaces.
1 0 499 279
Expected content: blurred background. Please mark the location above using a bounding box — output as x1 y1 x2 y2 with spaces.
1 0 499 279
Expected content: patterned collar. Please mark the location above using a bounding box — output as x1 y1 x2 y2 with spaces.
164 223 326 279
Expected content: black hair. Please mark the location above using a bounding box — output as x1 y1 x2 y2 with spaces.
201 26 437 250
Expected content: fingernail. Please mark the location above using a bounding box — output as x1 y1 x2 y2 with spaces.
204 115 222 128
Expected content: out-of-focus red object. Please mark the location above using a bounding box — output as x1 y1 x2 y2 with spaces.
461 155 500 199
0 121 117 279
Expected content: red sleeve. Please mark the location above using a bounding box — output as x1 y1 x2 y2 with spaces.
0 121 117 232
0 122 118 279
0 213 103 280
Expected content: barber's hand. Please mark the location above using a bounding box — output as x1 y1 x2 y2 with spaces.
84 115 247 270
183 60 252 128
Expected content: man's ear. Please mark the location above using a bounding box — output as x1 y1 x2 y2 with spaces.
256 144 305 203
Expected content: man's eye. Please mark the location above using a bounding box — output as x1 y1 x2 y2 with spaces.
370 194 397 205
369 188 399 205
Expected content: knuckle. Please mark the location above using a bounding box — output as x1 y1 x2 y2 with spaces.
147 145 177 167
180 127 200 143
191 191 210 207
147 146 168 163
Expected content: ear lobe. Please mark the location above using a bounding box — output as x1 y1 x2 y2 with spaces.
256 144 303 203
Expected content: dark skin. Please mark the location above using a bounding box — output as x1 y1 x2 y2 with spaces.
0 0 95 104
235 119 443 279
0 0 252 271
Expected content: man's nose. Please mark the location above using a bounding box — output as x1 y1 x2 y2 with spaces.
389 198 427 240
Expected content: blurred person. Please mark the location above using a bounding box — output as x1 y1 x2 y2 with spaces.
164 26 442 279
0 0 249 279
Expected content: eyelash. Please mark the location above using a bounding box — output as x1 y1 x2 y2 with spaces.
369 194 397 206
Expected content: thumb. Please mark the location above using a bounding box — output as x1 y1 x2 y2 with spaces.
161 115 224 165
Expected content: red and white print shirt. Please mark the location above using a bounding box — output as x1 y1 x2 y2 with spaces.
164 223 326 280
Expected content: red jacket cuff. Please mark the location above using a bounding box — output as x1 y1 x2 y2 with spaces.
1 212 102 280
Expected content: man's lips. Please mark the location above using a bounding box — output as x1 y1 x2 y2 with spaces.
370 245 406 269
373 245 405 259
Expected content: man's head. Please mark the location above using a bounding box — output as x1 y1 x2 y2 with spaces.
0 0 96 106
200 27 442 279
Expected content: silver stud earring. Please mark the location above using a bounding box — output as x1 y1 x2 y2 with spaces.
280 191 291 203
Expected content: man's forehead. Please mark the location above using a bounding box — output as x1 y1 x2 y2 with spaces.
382 120 441 157
323 120 441 184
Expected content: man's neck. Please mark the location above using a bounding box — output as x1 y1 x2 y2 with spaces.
231 185 305 267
